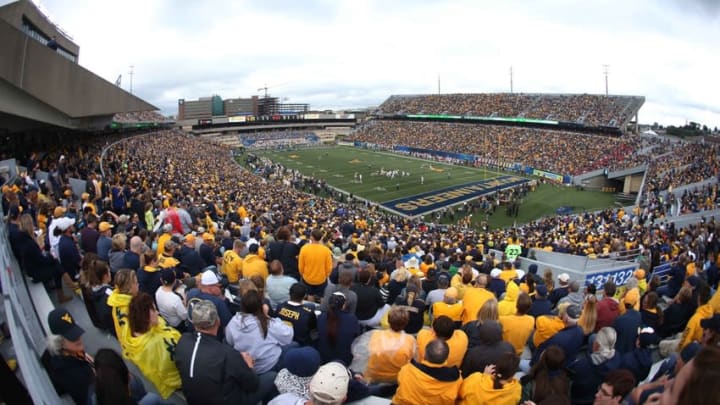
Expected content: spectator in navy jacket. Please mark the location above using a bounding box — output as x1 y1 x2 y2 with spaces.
528 284 552 318
317 292 360 365
570 327 622 404
549 273 570 307
532 304 584 368
612 292 642 354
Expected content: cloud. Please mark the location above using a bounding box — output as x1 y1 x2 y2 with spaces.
18 0 720 127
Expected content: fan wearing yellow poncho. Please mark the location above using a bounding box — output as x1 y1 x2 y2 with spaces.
107 269 181 398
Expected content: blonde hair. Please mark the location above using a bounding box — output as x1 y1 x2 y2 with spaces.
578 295 598 335
111 233 127 251
114 268 137 295
477 298 499 323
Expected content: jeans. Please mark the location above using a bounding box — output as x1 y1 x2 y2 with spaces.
247 371 278 405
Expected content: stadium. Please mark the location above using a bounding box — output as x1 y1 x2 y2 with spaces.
1 0 720 404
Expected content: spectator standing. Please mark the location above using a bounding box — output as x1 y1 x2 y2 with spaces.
298 229 333 299
266 226 301 280
221 238 244 283
176 234 205 277
612 292 642 354
96 221 114 261
595 281 620 332
79 213 99 254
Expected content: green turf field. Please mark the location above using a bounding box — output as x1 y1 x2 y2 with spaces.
250 146 617 229
256 146 499 202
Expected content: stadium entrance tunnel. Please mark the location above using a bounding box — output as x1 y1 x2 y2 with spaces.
382 175 530 217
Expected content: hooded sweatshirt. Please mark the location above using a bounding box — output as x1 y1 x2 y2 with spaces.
461 320 515 377
225 313 294 374
459 372 521 405
498 281 519 316
89 284 114 334
106 289 181 398
242 254 269 280
393 359 463 405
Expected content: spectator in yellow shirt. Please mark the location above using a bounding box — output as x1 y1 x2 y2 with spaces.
432 287 463 324
499 293 535 356
416 316 468 368
461 274 495 325
221 239 244 283
298 229 333 299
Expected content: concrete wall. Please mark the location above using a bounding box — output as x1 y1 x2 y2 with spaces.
0 18 156 122
623 173 643 193
0 0 79 58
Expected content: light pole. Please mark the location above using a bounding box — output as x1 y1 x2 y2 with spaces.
603 64 609 96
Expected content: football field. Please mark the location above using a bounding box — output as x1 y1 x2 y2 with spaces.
250 146 617 227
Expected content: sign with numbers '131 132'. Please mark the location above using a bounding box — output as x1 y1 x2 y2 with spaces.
585 266 638 291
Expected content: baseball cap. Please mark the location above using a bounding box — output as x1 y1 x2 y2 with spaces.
515 270 525 280
200 270 220 286
535 284 548 297
54 217 75 231
160 268 176 285
285 347 322 377
700 314 720 332
189 299 219 329
309 362 349 403
184 233 196 244
623 289 639 306
565 304 581 320
490 268 502 278
557 273 570 283
202 232 214 241
634 269 646 279
248 243 259 253
53 206 66 217
99 221 114 232
48 308 84 341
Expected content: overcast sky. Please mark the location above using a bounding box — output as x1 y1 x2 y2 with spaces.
19 0 720 127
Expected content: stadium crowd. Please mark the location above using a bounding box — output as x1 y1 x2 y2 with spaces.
378 93 642 127
349 120 646 176
3 126 720 405
241 130 321 150
112 111 173 123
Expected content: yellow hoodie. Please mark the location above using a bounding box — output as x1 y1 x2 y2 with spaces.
679 303 715 350
106 290 181 398
498 281 519 317
392 359 463 405
459 372 521 405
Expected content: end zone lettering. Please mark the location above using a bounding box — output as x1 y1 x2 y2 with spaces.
383 175 530 217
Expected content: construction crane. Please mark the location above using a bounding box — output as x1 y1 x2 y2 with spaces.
257 83 286 98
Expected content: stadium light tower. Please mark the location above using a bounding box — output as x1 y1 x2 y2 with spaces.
603 64 609 96
128 65 134 94
510 66 514 94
